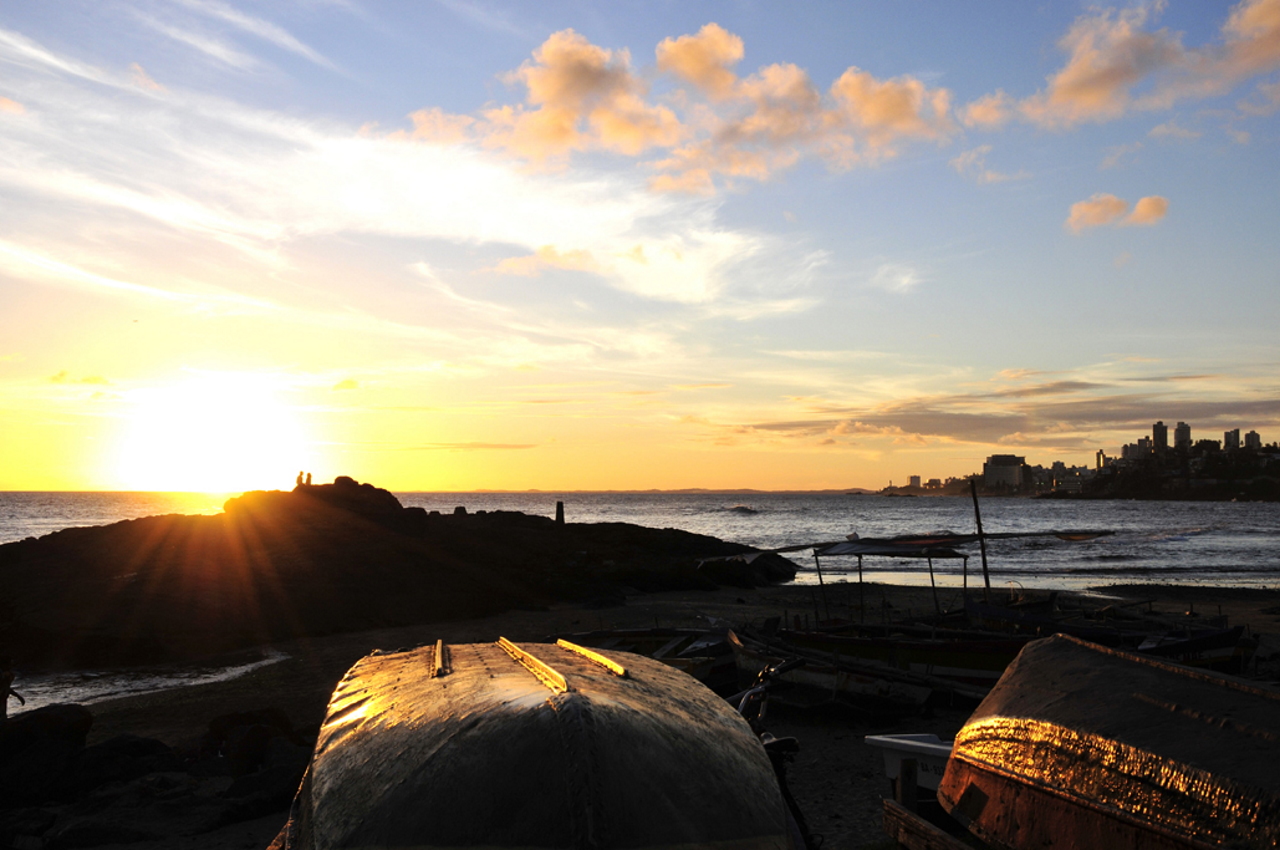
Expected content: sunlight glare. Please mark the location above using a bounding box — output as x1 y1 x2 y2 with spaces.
113 374 312 492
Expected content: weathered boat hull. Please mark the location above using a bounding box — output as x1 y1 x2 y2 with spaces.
938 634 1280 849
279 639 792 850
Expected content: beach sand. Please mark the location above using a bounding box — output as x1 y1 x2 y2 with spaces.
65 581 1280 850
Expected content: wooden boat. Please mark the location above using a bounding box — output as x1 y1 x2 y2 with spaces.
965 598 1254 672
272 638 794 850
776 627 1031 690
937 634 1280 849
728 630 935 714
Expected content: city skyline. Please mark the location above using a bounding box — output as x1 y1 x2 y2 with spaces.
2 2 1279 493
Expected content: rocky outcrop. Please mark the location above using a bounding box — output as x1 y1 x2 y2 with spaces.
1 704 310 849
0 479 794 668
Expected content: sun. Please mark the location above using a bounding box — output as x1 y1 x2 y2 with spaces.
112 373 314 493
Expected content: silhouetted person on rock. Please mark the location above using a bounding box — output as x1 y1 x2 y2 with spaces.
1 658 24 722
296 471 305 487
305 472 312 486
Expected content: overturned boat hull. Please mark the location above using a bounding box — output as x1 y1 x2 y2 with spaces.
938 634 1280 849
278 638 793 850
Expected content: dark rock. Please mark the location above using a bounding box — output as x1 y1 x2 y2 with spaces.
0 808 56 845
0 704 94 805
44 817 162 849
0 478 791 668
67 734 178 797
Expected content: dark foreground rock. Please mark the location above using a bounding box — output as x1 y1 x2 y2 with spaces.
1 703 310 849
0 478 795 668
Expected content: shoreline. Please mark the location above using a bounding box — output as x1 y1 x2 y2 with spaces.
30 579 1280 747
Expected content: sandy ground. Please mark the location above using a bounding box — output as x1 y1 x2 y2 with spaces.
70 581 1280 850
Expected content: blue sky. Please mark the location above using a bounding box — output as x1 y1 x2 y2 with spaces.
1 1 1278 491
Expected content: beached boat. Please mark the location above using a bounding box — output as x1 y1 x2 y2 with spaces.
272 638 795 850
775 627 1030 690
728 630 935 714
965 597 1255 672
937 634 1280 849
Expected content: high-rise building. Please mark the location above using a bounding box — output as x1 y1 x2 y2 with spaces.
1174 421 1191 450
1225 428 1240 451
1246 430 1262 450
1153 421 1168 453
983 455 1027 488
908 475 921 488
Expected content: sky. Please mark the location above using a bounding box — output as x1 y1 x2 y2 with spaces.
1 1 1278 493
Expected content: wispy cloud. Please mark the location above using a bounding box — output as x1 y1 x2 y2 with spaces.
1066 193 1168 232
173 0 339 70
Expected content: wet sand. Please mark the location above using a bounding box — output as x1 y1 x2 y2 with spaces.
70 581 1280 850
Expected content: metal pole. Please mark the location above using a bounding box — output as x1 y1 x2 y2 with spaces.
970 479 991 602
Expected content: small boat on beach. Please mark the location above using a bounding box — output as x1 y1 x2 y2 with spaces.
728 630 940 714
273 638 795 850
937 634 1280 849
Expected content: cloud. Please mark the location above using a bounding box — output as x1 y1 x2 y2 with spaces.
960 91 1013 128
492 245 599 276
870 263 923 293
332 378 358 390
129 63 164 92
481 29 683 162
656 23 744 100
401 107 475 144
406 442 537 451
134 13 261 70
173 0 338 70
1016 0 1280 129
1021 5 1184 128
949 145 1028 184
1238 78 1280 114
1100 141 1142 169
1124 194 1169 226
828 67 954 155
1065 193 1130 232
1148 120 1200 139
1066 193 1167 231
49 371 110 385
0 96 24 114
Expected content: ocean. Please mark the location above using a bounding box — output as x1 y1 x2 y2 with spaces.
2 490 1277 710
3 489 1278 590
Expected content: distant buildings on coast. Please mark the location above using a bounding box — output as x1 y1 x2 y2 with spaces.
884 421 1280 501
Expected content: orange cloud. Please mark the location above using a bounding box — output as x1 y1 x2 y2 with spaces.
403 107 475 143
1066 193 1130 232
829 67 953 153
1013 0 1280 129
655 23 743 100
493 245 599 276
960 91 1013 128
1021 6 1184 128
1066 193 1169 232
481 29 683 161
0 96 24 114
1124 195 1169 226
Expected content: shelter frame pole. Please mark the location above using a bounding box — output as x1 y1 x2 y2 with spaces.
813 550 829 623
858 555 865 625
970 479 992 603
927 556 940 614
